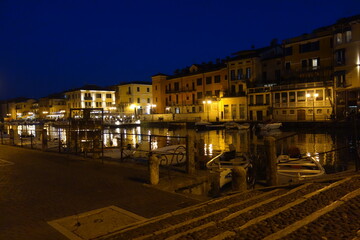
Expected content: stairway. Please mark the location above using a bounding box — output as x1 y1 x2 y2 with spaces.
101 176 360 240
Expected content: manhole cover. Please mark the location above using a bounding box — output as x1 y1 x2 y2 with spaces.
48 205 146 240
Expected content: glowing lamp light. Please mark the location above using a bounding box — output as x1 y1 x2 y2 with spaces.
207 100 212 104
42 111 49 114
129 104 136 110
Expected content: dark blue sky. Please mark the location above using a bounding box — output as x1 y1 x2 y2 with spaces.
0 0 359 100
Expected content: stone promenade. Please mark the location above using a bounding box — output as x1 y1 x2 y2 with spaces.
0 145 200 240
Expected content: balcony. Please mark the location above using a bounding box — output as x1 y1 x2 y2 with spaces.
84 96 93 100
165 87 196 94
223 91 246 97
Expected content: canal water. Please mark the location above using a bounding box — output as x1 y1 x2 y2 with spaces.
5 123 358 178
103 125 358 177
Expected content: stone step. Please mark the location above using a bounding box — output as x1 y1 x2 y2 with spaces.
100 189 283 240
101 176 360 240
208 177 360 240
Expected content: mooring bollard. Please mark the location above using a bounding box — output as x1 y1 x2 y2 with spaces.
149 153 160 185
209 170 221 197
232 166 247 192
264 136 278 186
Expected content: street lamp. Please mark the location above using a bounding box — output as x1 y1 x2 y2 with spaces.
202 100 212 122
306 93 319 121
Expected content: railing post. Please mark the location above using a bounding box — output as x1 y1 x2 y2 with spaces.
41 129 48 151
120 132 123 161
10 129 15 145
30 134 33 149
58 129 61 153
1 130 3 145
186 135 195 174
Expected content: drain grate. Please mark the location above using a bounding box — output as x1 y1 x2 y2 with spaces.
48 205 147 240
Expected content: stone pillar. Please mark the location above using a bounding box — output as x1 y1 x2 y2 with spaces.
265 136 277 186
149 154 160 185
41 129 48 151
186 135 195 174
232 166 247 192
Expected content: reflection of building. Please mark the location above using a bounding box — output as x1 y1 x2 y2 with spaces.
64 85 116 117
112 82 152 117
38 93 66 119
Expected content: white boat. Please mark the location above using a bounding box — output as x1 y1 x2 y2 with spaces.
152 144 186 165
277 155 325 184
206 150 255 188
257 122 282 131
224 122 250 130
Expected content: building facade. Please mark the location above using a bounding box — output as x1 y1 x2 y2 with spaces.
113 82 153 117
64 85 116 117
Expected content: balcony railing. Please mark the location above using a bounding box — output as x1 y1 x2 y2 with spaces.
223 91 246 97
165 87 196 94
84 96 93 100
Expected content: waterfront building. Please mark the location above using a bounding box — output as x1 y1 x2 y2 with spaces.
247 86 272 122
112 82 153 118
0 97 34 121
64 85 116 118
152 62 228 122
38 93 66 119
332 15 360 120
271 82 334 122
282 27 334 85
12 98 38 120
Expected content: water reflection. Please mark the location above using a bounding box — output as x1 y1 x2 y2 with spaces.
4 123 357 174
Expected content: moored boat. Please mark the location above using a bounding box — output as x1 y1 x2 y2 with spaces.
206 148 255 188
277 154 325 184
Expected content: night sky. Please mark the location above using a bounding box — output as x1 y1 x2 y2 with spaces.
1 0 359 100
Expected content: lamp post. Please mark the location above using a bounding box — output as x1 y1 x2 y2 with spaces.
202 100 212 122
306 93 319 121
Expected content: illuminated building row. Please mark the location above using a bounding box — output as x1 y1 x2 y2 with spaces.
152 15 360 122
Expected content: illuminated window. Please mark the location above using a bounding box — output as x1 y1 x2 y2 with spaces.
246 68 251 79
297 91 305 102
345 30 352 42
336 33 342 44
289 92 295 102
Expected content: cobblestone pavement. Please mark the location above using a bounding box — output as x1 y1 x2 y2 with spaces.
102 175 360 240
0 145 200 240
